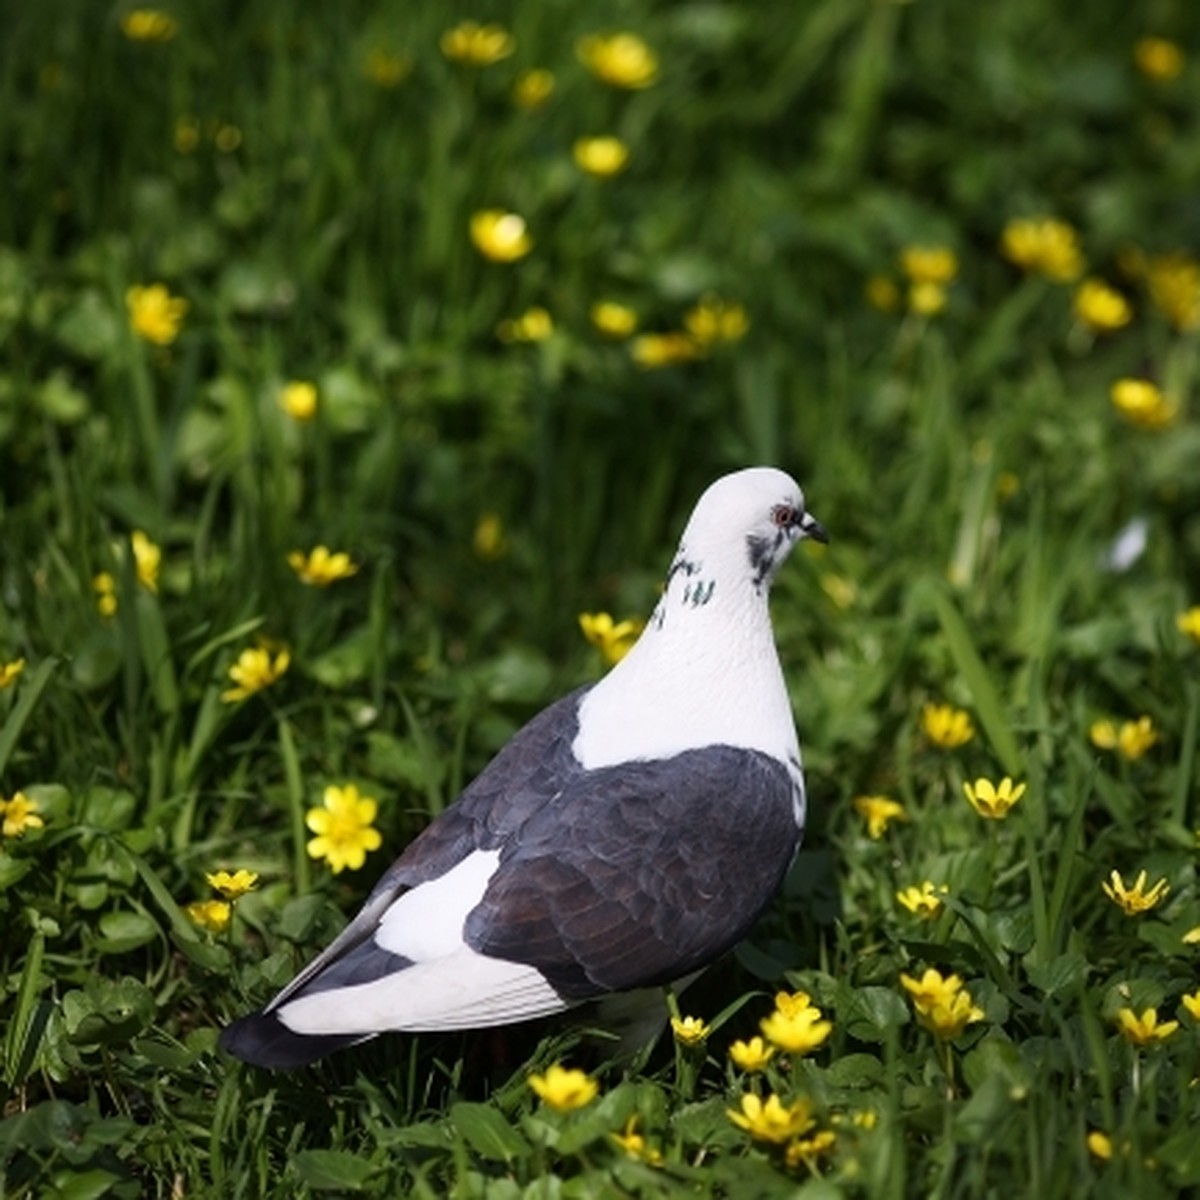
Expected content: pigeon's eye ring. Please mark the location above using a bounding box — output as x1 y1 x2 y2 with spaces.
771 504 797 529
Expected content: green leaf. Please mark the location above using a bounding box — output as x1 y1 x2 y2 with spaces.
1025 951 1089 998
449 1102 532 1163
842 986 909 1043
291 1148 376 1190
95 910 160 955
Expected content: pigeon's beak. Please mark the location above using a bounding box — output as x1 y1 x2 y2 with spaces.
797 511 828 544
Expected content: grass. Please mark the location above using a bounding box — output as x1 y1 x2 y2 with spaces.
2 0 1200 1195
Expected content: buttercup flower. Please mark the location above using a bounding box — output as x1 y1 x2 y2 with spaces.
1 792 44 839
306 784 382 874
1181 991 1200 1020
591 301 638 339
921 702 975 748
900 968 984 1040
908 281 948 316
205 869 259 900
440 21 514 67
221 646 290 703
1110 379 1178 430
900 246 958 286
363 49 412 88
728 1036 775 1072
784 1129 837 1168
513 68 555 110
1182 925 1200 945
896 881 949 920
120 8 178 42
1087 1131 1113 1160
278 380 318 421
963 777 1026 820
727 1093 816 1144
469 210 532 262
1178 607 1200 645
132 530 160 592
1115 1006 1178 1046
577 32 659 89
1147 253 1200 331
0 658 25 689
127 283 188 345
610 1116 663 1165
630 332 702 369
93 572 118 617
288 546 359 586
1134 37 1184 81
1091 716 1158 760
1102 869 1170 916
473 513 507 560
684 297 749 345
579 612 642 665
900 968 965 1015
671 1015 711 1046
1074 279 1132 333
186 899 231 933
852 794 907 840
1000 217 1085 282
760 1001 833 1055
573 136 630 178
496 306 553 343
527 1063 599 1111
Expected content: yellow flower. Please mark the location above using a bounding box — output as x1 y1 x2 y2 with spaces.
1 792 44 839
120 9 178 42
630 332 702 369
1110 379 1178 430
527 1063 599 1111
0 658 25 689
1182 925 1200 945
1115 1006 1178 1046
921 702 975 749
469 210 532 263
126 283 188 345
186 899 231 933
221 646 290 703
773 990 814 1018
577 32 659 89
1181 991 1200 1020
591 301 638 339
671 1015 711 1046
579 612 642 665
305 783 383 874
513 68 555 111
900 969 983 1040
896 881 949 920
1102 869 1170 916
784 1129 837 1167
440 21 514 67
610 1116 663 1165
1087 1130 1114 1161
288 546 359 586
900 246 958 286
205 869 259 900
760 1004 833 1056
93 572 118 617
1074 278 1132 333
363 49 412 88
131 530 160 593
573 136 630 178
1178 607 1200 645
962 777 1026 820
1000 217 1085 282
496 306 554 343
683 297 749 345
865 274 901 313
1147 253 1200 331
1093 715 1158 760
278 380 318 422
727 1093 815 1144
473 513 507 561
908 282 947 316
1134 37 1184 82
852 794 907 840
728 1036 775 1072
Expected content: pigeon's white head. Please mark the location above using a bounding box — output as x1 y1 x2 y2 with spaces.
663 467 827 609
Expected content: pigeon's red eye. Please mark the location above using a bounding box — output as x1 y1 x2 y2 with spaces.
771 505 796 528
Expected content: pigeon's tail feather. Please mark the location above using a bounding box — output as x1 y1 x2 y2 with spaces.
219 1010 372 1069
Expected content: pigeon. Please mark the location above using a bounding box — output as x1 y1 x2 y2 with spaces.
220 466 827 1068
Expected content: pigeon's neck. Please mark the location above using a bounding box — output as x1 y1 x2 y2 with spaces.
573 555 799 772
